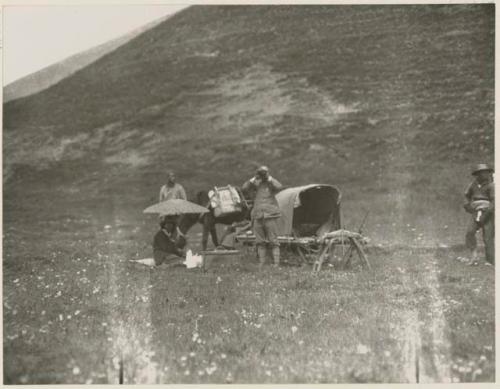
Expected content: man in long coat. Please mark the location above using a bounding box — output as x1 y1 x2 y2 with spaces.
243 166 283 268
463 163 494 265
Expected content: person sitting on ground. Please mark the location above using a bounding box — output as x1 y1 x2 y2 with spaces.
159 172 187 202
153 215 186 267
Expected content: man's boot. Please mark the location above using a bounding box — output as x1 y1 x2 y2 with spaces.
257 245 267 270
468 249 479 266
272 246 280 268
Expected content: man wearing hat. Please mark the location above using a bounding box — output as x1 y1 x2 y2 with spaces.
153 215 186 266
242 166 283 269
463 163 495 265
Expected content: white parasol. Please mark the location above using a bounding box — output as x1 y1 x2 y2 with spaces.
143 198 209 215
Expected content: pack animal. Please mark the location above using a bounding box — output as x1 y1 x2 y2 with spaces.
178 188 251 250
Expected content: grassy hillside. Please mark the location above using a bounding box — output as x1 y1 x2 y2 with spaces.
3 14 171 102
4 4 494 236
3 5 495 383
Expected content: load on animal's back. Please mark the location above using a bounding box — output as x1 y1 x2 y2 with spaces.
208 185 245 218
178 184 251 250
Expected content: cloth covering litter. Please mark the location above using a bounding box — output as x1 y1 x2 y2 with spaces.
275 184 341 236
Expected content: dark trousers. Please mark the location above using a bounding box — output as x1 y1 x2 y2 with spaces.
153 250 184 266
465 216 495 264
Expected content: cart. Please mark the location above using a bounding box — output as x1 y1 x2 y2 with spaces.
235 184 370 272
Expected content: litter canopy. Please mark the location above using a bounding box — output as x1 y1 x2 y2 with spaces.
276 184 341 237
143 199 209 215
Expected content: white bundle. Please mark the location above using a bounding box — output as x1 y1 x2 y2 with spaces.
184 250 203 269
471 200 491 223
471 200 491 211
130 258 156 267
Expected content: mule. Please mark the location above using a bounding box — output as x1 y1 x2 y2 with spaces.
178 189 251 250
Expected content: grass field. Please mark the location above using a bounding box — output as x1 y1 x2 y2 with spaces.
3 194 495 384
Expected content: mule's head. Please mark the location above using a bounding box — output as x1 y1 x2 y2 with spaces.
196 190 210 207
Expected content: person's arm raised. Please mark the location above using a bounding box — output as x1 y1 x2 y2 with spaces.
268 177 283 192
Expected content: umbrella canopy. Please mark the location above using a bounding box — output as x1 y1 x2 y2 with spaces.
143 199 209 215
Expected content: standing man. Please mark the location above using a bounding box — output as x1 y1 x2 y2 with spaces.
159 172 187 202
243 166 283 269
463 163 494 265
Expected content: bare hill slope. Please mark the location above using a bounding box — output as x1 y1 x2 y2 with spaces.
4 5 494 233
3 14 171 102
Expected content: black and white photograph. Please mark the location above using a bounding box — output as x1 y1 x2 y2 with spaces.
2 2 495 384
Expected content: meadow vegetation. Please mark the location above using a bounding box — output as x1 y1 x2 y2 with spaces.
3 193 495 383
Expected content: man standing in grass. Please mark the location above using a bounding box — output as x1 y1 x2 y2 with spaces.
463 163 494 265
243 166 283 269
159 172 187 202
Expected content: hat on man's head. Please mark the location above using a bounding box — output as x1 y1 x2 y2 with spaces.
159 214 178 227
256 165 269 174
472 163 494 176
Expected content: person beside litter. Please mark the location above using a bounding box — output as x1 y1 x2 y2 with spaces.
153 215 186 267
159 172 187 202
463 163 494 266
242 166 283 269
218 220 252 249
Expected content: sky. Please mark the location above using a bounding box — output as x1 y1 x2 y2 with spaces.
3 4 188 85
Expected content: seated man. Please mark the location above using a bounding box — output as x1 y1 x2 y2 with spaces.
153 216 186 266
